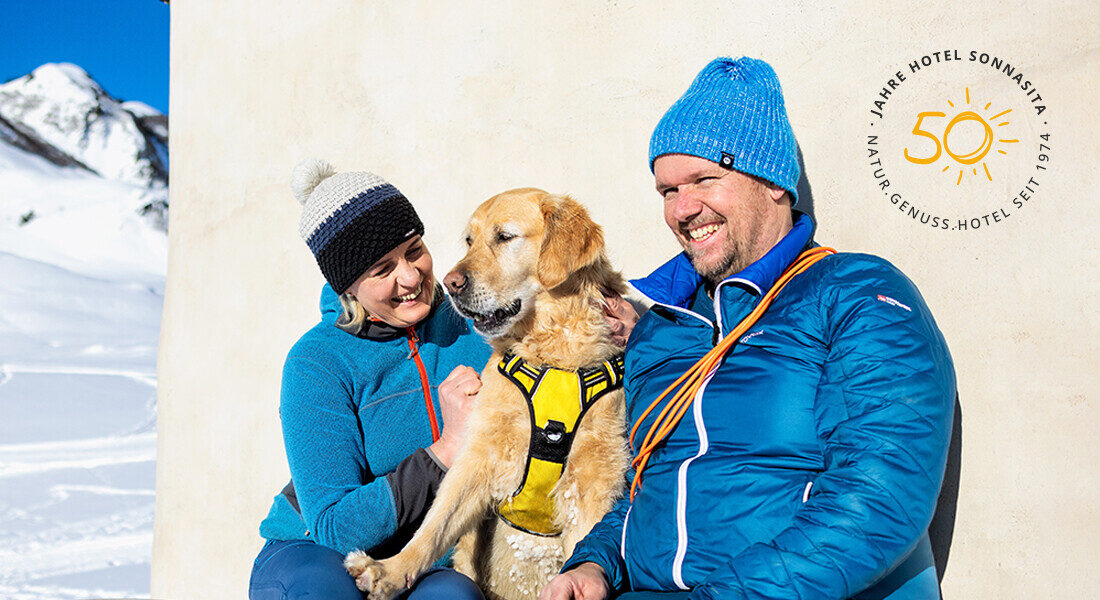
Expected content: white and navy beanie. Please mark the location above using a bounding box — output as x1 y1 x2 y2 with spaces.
649 57 800 206
291 159 424 294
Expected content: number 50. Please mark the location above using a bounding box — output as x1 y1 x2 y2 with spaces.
904 110 994 165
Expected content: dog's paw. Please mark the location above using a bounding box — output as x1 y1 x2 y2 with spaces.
343 549 372 579
343 552 409 600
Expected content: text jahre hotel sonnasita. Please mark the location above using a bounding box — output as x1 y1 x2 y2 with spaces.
870 50 1047 118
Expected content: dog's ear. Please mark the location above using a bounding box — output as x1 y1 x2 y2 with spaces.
537 195 604 289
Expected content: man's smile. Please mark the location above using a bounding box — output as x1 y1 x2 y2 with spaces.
686 222 723 242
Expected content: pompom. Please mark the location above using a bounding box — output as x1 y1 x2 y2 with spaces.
290 158 337 205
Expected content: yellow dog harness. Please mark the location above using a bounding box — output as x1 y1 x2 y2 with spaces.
494 352 625 536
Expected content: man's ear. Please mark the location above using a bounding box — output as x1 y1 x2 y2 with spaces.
763 180 788 204
537 195 604 289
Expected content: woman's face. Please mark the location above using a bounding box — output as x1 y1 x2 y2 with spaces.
346 235 435 328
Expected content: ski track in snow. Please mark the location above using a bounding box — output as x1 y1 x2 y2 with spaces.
0 583 144 600
0 366 157 598
0 432 157 479
0 513 154 581
0 363 157 388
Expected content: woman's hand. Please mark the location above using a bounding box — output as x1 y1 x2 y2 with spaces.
429 365 482 468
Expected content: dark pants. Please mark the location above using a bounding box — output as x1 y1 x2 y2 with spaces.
249 539 485 600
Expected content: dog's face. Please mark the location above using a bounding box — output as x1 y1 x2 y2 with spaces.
444 188 603 338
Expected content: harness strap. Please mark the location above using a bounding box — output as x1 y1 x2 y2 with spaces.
494 353 624 535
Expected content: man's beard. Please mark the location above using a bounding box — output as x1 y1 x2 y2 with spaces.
682 230 751 284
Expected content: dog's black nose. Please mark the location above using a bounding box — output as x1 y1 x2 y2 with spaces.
444 270 467 294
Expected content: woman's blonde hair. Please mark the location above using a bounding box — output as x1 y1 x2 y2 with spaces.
335 293 369 334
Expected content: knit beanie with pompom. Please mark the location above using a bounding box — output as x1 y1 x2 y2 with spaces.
291 159 424 294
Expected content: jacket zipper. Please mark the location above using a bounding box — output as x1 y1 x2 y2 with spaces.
671 370 713 590
406 327 441 442
620 505 632 560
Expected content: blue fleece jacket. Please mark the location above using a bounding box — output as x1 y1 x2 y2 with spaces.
258 284 492 556
564 213 955 599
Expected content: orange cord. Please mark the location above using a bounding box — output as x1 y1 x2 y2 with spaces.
628 247 836 501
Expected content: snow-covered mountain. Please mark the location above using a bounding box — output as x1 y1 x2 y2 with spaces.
0 63 167 189
0 63 166 600
0 63 168 276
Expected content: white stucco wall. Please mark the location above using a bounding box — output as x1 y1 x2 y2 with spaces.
156 1 1098 598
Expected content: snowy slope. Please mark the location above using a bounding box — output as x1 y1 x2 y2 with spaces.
0 145 167 283
0 66 165 600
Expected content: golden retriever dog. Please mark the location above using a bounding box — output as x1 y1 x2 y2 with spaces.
344 188 630 600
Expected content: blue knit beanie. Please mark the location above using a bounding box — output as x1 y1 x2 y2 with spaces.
291 159 424 294
649 57 800 206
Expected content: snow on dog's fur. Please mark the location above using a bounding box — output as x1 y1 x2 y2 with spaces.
345 189 630 600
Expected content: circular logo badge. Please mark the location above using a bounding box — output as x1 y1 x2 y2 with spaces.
866 50 1052 231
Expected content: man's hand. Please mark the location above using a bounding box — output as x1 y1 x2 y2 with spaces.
539 562 610 600
430 365 481 468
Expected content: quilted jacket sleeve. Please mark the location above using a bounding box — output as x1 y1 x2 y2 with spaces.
280 353 401 555
560 495 632 589
690 255 956 600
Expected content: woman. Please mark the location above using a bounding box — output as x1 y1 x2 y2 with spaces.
248 160 491 600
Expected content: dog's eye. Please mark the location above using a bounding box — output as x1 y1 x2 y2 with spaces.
496 232 516 243
465 236 472 247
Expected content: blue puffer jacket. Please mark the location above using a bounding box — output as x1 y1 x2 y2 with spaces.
564 213 955 599
258 284 492 556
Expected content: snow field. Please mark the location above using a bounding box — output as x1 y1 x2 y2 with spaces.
1 107 165 598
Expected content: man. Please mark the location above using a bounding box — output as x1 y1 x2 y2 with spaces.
540 57 955 600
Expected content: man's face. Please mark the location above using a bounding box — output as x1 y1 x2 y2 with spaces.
655 153 790 284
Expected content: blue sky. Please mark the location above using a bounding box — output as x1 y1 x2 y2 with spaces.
0 0 169 113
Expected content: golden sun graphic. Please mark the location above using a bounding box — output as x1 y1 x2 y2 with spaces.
903 87 1019 184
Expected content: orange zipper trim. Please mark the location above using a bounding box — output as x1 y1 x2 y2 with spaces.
406 327 441 442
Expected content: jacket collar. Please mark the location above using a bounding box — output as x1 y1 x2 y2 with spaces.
630 211 815 309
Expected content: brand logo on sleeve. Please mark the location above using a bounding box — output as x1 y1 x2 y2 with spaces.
876 294 912 312
739 329 764 344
